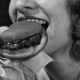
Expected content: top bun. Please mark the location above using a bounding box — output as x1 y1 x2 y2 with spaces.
1 20 42 43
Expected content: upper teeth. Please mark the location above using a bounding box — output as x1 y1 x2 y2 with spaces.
26 19 46 24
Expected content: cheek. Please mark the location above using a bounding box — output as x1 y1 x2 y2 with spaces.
9 0 16 22
9 0 15 13
36 0 66 15
43 12 71 54
44 28 71 55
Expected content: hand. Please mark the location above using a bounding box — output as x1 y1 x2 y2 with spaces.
0 26 9 34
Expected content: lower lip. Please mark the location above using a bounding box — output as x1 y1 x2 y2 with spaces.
1 32 48 60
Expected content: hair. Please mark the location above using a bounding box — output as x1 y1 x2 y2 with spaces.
67 0 80 61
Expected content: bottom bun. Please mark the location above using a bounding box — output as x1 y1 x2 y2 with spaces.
2 32 48 60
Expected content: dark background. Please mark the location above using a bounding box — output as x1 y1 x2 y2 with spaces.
0 0 12 26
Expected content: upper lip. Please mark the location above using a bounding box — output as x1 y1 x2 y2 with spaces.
17 16 43 21
17 16 49 30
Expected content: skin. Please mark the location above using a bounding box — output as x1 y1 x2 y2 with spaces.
9 0 80 80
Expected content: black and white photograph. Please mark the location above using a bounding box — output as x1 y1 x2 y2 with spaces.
0 0 80 80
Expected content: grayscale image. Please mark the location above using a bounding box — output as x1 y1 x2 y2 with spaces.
0 0 80 80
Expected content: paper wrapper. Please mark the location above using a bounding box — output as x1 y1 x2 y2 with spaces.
0 51 53 80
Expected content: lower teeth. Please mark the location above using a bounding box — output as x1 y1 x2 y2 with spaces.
2 33 42 50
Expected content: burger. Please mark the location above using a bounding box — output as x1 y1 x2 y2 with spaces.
0 16 49 60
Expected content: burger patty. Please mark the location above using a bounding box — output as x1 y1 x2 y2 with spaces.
0 19 48 52
2 33 42 50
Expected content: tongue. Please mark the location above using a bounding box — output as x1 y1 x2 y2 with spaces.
1 20 43 43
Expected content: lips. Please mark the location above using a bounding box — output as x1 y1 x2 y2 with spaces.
0 17 49 60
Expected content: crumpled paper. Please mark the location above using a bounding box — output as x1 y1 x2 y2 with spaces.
0 51 53 80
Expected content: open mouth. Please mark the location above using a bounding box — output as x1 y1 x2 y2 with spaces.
17 16 49 30
0 16 49 60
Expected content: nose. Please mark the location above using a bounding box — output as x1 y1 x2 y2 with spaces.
15 0 38 14
9 0 39 22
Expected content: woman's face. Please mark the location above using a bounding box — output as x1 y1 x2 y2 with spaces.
9 0 71 55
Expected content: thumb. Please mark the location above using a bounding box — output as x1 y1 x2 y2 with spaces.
0 26 9 34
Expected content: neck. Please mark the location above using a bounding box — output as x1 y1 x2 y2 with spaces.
45 41 80 80
50 40 72 61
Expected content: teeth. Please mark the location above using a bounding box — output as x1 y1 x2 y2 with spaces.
26 19 46 24
35 19 40 23
27 19 32 21
40 20 43 24
43 21 46 24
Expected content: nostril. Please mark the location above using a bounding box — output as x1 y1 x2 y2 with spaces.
22 7 34 12
22 3 38 11
25 7 33 9
15 0 38 11
17 6 39 17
